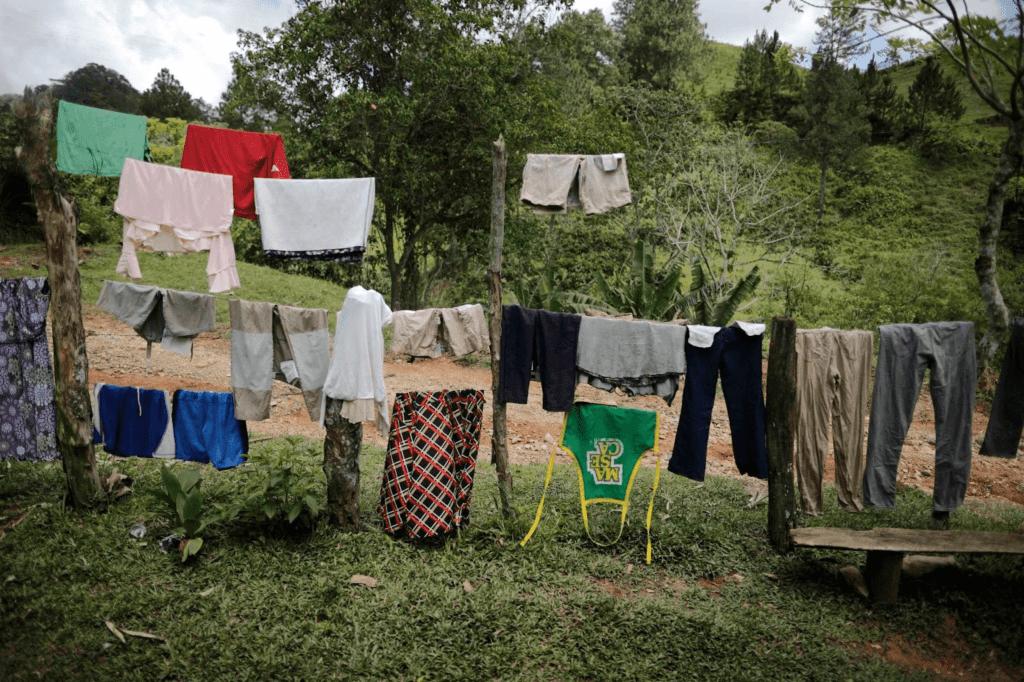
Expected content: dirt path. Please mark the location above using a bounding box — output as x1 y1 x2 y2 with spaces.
81 304 1024 510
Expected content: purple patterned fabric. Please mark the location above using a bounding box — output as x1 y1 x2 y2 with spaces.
0 278 58 461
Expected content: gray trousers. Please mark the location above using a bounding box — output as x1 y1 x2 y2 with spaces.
864 322 977 512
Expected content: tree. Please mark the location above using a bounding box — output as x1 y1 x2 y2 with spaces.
727 29 802 126
14 89 102 507
612 0 711 90
228 0 564 309
219 74 276 131
140 68 203 121
793 54 870 219
768 0 1019 364
50 63 141 114
904 55 966 133
858 57 905 143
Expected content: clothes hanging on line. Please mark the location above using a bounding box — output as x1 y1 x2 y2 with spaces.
864 322 977 512
520 153 632 215
322 286 392 433
377 390 485 538
230 299 330 423
0 278 58 462
390 304 490 359
498 305 581 413
793 327 873 515
980 318 1024 458
113 158 239 293
55 100 151 176
668 323 768 482
521 402 662 563
172 390 248 470
575 315 687 405
92 383 175 458
96 280 216 358
253 177 375 262
180 124 291 220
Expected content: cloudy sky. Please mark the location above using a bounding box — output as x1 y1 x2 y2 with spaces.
0 0 1014 104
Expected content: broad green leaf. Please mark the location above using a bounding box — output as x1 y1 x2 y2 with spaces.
183 537 203 561
160 465 182 502
287 501 303 524
178 469 201 493
263 501 278 519
183 489 203 522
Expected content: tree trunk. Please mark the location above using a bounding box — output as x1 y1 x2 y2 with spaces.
765 317 798 553
323 397 362 531
14 90 101 507
975 118 1020 366
488 136 513 518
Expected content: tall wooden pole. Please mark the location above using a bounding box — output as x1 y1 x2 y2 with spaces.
766 316 798 552
488 136 513 517
14 90 101 507
323 398 362 531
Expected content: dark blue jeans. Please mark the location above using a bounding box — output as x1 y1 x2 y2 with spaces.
669 327 768 481
981 318 1024 458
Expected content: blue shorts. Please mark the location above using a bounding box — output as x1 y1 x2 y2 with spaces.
95 385 170 458
172 390 248 470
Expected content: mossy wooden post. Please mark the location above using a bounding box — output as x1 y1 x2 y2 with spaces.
766 317 798 553
323 397 362 531
488 136 513 517
13 89 101 507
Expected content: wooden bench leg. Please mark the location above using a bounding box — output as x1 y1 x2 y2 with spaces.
865 550 903 605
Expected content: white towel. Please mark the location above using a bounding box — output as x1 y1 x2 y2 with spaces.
254 177 375 260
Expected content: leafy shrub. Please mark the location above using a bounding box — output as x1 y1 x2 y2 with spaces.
239 437 324 531
150 465 210 562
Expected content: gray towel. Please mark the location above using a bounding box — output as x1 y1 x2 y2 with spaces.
229 299 330 422
576 316 687 404
97 280 216 358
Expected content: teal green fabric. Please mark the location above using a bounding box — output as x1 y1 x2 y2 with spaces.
56 100 150 176
562 402 659 503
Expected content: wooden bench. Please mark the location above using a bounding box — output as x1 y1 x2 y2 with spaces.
790 527 1024 604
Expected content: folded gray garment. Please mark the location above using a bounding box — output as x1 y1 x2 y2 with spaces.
575 315 687 404
97 280 216 358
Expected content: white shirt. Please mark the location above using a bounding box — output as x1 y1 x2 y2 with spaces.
323 286 393 403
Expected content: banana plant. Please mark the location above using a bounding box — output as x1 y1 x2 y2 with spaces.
681 260 762 326
594 239 685 321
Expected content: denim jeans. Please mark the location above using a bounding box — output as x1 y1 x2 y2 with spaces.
668 326 768 482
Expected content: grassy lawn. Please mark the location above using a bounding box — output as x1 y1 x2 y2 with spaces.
1 441 1022 681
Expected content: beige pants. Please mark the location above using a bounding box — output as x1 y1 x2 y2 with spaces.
794 328 873 515
391 305 489 358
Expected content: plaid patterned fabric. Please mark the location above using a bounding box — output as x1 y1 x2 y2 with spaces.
378 390 485 538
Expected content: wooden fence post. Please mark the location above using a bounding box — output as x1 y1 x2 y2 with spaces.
323 397 362 531
14 90 101 507
488 136 513 517
766 316 798 552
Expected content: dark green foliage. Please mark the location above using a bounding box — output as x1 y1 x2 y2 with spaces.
50 63 141 114
505 259 614 314
612 0 711 91
858 58 905 144
905 56 967 134
151 465 210 562
139 68 205 122
726 30 801 127
793 55 870 219
594 238 685 320
236 436 324 530
683 261 762 326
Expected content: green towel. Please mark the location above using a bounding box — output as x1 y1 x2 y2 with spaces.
56 100 151 176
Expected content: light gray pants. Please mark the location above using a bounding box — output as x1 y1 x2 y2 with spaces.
864 322 977 512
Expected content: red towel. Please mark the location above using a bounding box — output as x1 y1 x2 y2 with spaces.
180 124 290 220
